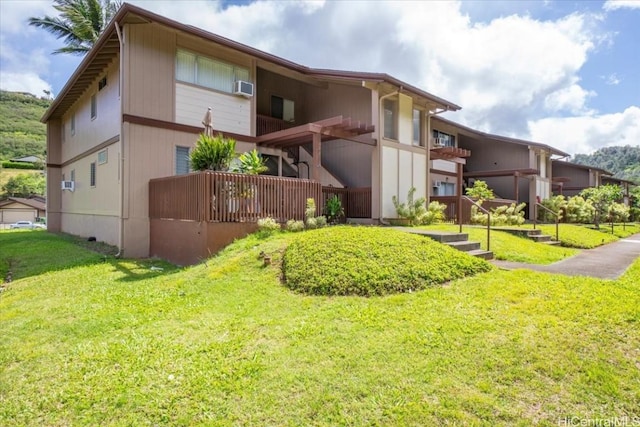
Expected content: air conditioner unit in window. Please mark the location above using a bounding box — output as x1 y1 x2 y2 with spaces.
433 180 442 188
61 180 75 191
234 80 254 97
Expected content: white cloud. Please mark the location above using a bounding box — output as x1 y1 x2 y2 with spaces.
602 73 621 85
1 0 636 157
0 72 52 96
603 1 640 11
528 106 640 155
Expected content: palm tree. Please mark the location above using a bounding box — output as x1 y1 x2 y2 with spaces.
28 0 122 55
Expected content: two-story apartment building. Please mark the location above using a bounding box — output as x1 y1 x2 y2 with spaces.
430 116 569 218
43 3 460 258
553 160 632 205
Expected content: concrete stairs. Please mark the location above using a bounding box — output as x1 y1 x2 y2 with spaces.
391 228 494 260
493 227 561 246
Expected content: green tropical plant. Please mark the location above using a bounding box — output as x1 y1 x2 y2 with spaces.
28 0 122 55
256 217 281 238
324 195 344 224
465 180 494 200
189 133 236 172
420 201 447 225
392 187 427 226
233 149 268 175
564 196 595 224
470 202 526 226
539 195 566 222
285 219 305 232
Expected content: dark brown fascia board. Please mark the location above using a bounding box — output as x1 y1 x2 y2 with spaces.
433 116 569 157
552 159 614 176
43 2 460 122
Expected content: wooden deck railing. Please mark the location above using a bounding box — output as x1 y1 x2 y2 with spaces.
322 187 372 219
256 115 294 136
150 172 322 223
431 196 517 223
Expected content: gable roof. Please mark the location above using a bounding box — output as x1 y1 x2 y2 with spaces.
0 197 46 210
433 116 570 157
43 2 460 122
10 155 43 163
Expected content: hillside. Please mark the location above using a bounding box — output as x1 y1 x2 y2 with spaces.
0 90 50 161
571 145 640 183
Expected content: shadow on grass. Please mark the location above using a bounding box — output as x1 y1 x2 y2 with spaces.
0 230 179 282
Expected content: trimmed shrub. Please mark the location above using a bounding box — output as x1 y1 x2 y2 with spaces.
283 226 492 296
285 220 305 232
421 201 447 225
2 161 42 170
256 217 280 238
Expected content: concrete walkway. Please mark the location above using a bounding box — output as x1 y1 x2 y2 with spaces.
491 232 640 279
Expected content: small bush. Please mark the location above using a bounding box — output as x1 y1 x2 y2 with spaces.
471 202 525 226
565 196 595 224
324 195 344 224
283 226 492 296
305 217 318 229
539 195 565 222
465 180 494 200
392 187 427 226
256 217 280 237
421 201 447 225
285 219 305 232
314 216 327 228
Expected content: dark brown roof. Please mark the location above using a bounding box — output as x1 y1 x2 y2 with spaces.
43 2 460 122
0 197 46 210
552 160 613 176
433 116 570 157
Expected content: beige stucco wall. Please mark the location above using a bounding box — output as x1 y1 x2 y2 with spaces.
378 92 429 219
61 60 120 163
60 212 119 246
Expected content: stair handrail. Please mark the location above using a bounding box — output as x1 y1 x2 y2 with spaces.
534 203 559 243
461 195 491 252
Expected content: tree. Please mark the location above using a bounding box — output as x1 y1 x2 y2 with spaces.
28 0 122 55
2 173 46 197
465 180 494 200
580 184 623 229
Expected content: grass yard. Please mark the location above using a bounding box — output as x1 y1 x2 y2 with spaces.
1 230 639 426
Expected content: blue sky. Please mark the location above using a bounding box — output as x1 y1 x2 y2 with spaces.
1 0 638 156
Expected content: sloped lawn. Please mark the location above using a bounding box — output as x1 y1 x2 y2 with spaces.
1 230 639 426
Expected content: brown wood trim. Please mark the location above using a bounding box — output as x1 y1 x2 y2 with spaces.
123 114 258 143
47 164 62 168
430 168 457 177
61 135 120 167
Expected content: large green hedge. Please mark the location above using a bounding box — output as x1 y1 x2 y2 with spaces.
283 226 492 296
2 161 43 170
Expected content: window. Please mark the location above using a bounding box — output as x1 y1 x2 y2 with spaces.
98 76 107 91
175 146 190 175
176 49 250 94
90 162 96 187
71 113 75 136
432 130 455 147
90 94 97 120
98 149 108 165
70 169 75 182
383 98 398 140
434 181 455 196
271 96 295 122
413 109 424 146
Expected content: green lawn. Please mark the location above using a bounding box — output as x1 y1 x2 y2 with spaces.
1 230 639 426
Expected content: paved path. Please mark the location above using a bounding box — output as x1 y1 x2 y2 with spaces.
491 232 640 279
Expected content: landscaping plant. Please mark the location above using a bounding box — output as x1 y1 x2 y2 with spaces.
465 179 495 200
189 133 236 171
392 187 427 226
256 217 281 238
580 184 623 229
324 195 344 224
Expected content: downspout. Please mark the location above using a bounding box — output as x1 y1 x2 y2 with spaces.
377 89 400 225
114 22 125 258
